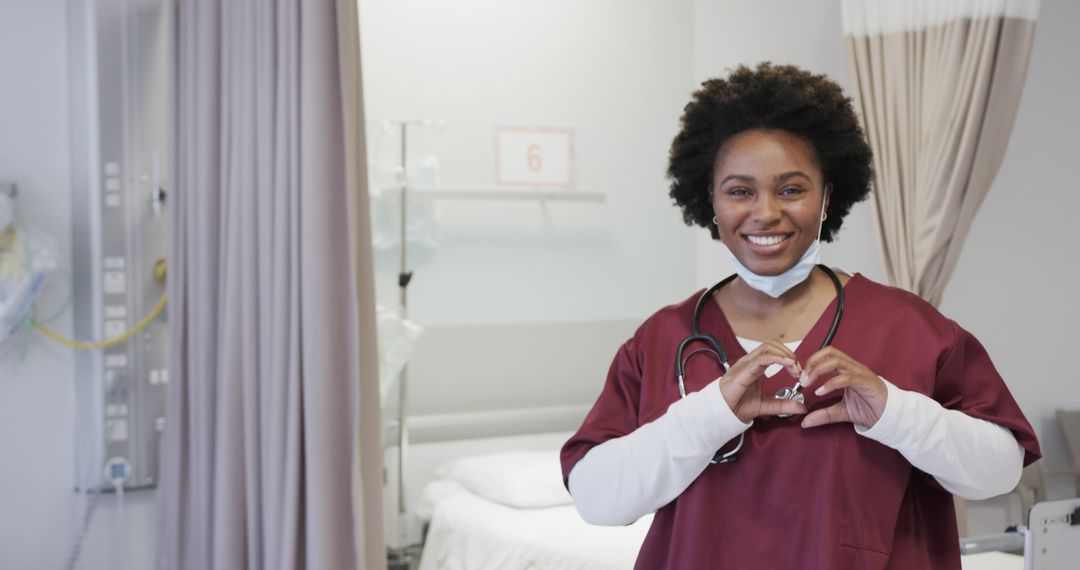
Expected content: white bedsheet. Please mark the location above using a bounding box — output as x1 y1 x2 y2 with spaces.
417 479 652 570
961 552 1023 570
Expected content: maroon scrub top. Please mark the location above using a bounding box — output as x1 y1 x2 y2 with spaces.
561 274 1040 570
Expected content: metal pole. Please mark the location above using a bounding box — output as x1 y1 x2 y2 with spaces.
396 123 410 521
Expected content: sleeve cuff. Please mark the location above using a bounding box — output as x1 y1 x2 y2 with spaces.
705 378 753 431
853 377 909 443
664 379 752 452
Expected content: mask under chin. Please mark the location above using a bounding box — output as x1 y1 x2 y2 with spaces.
723 240 822 298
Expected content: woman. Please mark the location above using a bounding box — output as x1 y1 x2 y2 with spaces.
561 63 1040 570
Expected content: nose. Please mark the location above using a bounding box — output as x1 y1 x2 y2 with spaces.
750 193 781 226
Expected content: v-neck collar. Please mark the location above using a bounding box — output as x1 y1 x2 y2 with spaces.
700 272 861 366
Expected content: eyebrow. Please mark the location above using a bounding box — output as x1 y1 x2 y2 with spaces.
717 171 814 186
775 171 814 183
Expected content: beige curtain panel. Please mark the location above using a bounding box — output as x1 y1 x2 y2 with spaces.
158 0 384 569
842 0 1039 306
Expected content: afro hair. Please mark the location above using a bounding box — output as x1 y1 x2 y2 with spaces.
667 62 874 241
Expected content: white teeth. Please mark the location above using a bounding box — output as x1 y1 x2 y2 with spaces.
747 235 787 246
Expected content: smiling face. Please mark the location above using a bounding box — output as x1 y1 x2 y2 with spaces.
712 129 828 276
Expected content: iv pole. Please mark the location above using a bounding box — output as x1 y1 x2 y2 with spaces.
384 120 415 570
396 122 413 531
387 119 440 565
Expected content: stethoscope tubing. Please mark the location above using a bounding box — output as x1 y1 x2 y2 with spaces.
675 265 845 463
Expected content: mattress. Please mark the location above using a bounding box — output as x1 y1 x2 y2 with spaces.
417 479 652 570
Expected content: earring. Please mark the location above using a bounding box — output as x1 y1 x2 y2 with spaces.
821 212 828 222
712 216 718 225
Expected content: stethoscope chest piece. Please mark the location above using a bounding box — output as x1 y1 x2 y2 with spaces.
774 386 804 403
773 386 804 419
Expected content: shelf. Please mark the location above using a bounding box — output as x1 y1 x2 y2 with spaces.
374 185 605 203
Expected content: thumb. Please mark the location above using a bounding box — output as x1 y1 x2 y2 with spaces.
800 402 850 429
754 397 807 418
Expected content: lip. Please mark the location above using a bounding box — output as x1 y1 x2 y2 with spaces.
740 232 794 256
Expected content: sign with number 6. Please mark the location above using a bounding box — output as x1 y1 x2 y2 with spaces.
496 127 575 188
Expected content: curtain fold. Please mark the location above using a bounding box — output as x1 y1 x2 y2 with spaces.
159 0 383 568
842 0 1039 306
334 0 388 567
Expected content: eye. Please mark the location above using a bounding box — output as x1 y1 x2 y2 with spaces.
778 186 807 197
725 186 752 197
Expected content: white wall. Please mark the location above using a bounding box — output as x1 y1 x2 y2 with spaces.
0 1 154 568
0 2 78 566
360 0 701 547
359 0 698 328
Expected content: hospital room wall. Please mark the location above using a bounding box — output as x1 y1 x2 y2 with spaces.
0 1 156 569
695 0 1080 511
358 0 699 329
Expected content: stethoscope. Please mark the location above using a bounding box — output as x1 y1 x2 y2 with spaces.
675 264 845 464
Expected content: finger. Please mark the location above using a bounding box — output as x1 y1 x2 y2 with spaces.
800 354 848 389
729 343 793 376
762 339 802 376
800 401 850 428
752 341 800 375
815 374 888 415
802 346 857 379
731 351 798 387
720 347 796 406
761 338 797 358
799 347 839 387
754 398 807 418
811 372 856 398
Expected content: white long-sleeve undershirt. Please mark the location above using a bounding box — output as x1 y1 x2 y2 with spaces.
567 338 1025 526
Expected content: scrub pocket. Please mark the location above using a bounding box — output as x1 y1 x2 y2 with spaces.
839 428 912 556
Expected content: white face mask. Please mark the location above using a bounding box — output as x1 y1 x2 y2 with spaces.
722 191 828 299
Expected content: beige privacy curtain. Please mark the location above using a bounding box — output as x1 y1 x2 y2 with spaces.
158 0 384 569
842 0 1039 306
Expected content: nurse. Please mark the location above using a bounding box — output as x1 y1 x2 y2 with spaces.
561 63 1040 570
